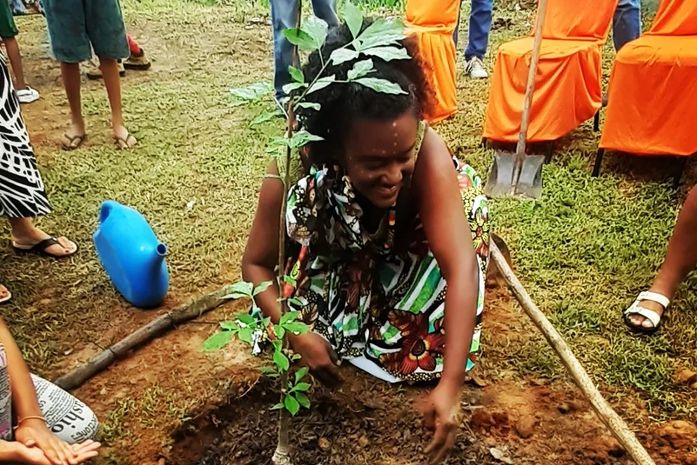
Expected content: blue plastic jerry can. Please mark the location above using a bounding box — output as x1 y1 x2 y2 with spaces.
93 200 169 308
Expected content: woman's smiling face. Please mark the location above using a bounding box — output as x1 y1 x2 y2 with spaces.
341 111 419 209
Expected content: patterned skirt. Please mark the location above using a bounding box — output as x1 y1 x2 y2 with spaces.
287 160 490 383
0 55 51 218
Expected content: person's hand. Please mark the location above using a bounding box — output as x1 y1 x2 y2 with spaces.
289 332 342 387
15 419 80 465
422 380 461 465
14 440 101 465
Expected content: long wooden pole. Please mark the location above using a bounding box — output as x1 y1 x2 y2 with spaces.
489 241 655 465
53 288 230 391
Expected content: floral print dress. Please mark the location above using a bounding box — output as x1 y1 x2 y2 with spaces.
281 122 490 383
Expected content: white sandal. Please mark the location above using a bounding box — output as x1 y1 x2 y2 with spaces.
623 291 670 335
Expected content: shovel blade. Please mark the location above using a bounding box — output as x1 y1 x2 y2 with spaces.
484 150 545 199
484 152 516 198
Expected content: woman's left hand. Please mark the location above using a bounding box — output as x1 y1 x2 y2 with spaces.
15 419 79 465
422 380 461 465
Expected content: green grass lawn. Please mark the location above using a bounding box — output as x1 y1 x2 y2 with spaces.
1 0 693 435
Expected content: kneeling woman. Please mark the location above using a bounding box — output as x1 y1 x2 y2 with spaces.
242 21 490 461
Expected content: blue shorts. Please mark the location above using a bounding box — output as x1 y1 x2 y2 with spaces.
43 0 129 63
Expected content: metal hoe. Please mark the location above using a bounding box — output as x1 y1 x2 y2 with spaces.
484 0 548 199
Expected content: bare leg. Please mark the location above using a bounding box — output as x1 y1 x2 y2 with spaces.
629 185 697 328
60 62 86 138
3 37 26 89
8 217 77 257
99 56 136 148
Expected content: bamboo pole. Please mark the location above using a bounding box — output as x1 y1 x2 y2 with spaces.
54 288 230 391
489 240 656 465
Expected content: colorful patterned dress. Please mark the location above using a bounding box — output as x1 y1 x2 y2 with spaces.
278 122 490 383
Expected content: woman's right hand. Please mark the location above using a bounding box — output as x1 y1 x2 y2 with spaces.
289 332 342 387
14 440 100 465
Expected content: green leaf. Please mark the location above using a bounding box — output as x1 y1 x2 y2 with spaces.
303 16 328 50
202 331 232 351
295 366 310 384
291 353 302 361
287 130 324 149
282 82 306 96
295 392 311 409
344 1 363 39
280 311 301 325
219 320 238 331
236 313 256 326
288 66 305 83
238 327 255 344
284 322 309 334
283 274 297 287
330 48 359 65
362 46 411 62
273 348 290 372
223 281 254 300
347 59 374 80
288 297 303 307
259 366 280 378
291 382 312 393
283 28 317 51
275 325 286 341
251 110 282 126
295 102 321 111
284 394 300 416
229 82 272 101
271 402 284 410
354 78 406 95
356 19 405 51
253 281 273 296
307 75 337 94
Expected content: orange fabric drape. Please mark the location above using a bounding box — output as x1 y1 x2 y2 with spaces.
483 0 618 143
405 0 460 124
599 0 697 156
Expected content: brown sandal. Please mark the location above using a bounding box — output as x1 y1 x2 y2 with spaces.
114 133 137 150
60 133 87 151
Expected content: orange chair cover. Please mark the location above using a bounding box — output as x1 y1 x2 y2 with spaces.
405 0 460 124
483 0 618 143
599 0 697 156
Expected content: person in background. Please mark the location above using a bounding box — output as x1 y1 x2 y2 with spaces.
42 0 136 150
85 34 151 80
624 185 697 335
0 317 100 464
270 0 339 106
0 0 39 103
455 0 493 79
613 0 641 51
0 53 78 304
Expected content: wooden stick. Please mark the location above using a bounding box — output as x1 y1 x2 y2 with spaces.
54 288 230 391
489 241 656 465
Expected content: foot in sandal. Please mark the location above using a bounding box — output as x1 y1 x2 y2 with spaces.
0 284 11 304
623 290 670 335
12 233 78 258
113 125 137 150
60 121 87 151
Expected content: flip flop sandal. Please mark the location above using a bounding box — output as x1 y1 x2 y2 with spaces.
623 291 670 336
12 237 79 258
0 285 11 304
61 133 87 151
113 133 137 150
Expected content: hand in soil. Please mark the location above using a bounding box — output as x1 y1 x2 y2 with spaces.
15 420 81 465
289 332 342 387
422 381 461 465
14 440 101 465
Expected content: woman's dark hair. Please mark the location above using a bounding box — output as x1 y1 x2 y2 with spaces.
293 19 434 164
